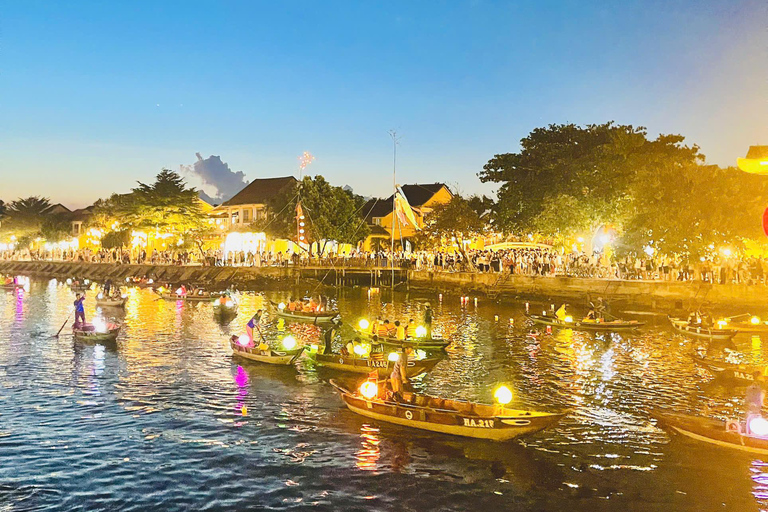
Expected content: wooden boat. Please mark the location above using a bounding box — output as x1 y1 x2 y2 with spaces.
527 314 644 331
330 380 565 442
355 331 450 351
722 317 768 335
669 317 737 341
691 354 766 384
0 283 21 291
311 351 441 378
652 409 768 455
213 298 238 317
72 322 121 342
157 290 223 302
95 294 127 307
229 336 304 365
275 308 340 324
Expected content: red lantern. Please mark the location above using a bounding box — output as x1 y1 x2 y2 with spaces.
763 207 768 237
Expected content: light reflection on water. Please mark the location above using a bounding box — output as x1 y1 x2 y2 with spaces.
0 279 767 510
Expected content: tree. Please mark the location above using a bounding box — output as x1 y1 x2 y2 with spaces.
0 196 53 238
252 175 369 255
417 195 485 256
101 229 131 249
40 216 72 243
122 170 206 236
479 122 694 237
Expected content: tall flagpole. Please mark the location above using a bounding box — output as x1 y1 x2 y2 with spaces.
389 130 400 289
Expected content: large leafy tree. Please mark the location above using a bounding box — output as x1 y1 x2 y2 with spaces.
0 196 53 238
40 216 72 243
122 170 206 235
479 123 695 237
416 195 486 255
252 175 369 255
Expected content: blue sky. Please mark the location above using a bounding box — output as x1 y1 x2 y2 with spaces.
1 0 766 207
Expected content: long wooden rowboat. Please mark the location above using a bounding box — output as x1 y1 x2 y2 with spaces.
213 301 238 317
311 352 441 378
691 354 766 384
157 291 222 302
330 380 565 442
275 309 340 324
229 336 304 365
527 314 644 331
95 295 126 307
355 330 450 351
652 409 768 455
669 317 738 341
72 322 121 343
724 319 768 335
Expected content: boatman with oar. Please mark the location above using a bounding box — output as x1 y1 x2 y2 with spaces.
73 293 86 328
244 309 263 348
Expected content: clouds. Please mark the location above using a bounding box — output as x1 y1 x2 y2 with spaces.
181 153 248 204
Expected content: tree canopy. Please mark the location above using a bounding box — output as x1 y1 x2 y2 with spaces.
121 169 207 235
0 196 53 239
479 122 764 255
416 195 485 252
252 175 369 254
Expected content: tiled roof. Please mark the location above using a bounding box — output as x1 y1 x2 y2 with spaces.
220 176 297 207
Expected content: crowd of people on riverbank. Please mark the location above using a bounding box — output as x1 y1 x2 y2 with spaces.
2 244 768 285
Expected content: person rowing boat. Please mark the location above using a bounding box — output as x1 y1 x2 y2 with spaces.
244 309 263 348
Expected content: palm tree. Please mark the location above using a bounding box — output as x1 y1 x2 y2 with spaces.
3 196 52 236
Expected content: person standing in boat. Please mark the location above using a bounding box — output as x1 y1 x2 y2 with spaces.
245 309 263 347
424 305 433 339
390 346 409 402
73 293 86 328
746 371 765 418
322 318 342 354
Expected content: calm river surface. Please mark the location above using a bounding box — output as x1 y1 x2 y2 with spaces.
2 279 767 511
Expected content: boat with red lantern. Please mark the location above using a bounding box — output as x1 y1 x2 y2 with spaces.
329 379 566 441
311 351 441 378
229 336 305 365
652 410 768 455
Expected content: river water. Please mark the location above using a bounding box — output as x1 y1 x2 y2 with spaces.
1 279 767 511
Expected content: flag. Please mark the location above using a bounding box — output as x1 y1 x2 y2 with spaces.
295 201 304 219
394 187 420 230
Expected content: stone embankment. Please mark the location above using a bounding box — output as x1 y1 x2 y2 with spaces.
2 261 767 309
408 270 768 309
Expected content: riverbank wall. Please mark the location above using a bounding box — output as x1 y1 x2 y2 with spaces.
408 270 768 310
2 260 767 309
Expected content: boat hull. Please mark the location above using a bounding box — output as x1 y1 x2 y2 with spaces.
275 310 339 323
652 410 768 455
95 298 126 308
332 381 564 442
528 314 643 331
692 355 764 383
73 325 120 343
230 338 304 365
356 332 450 351
158 292 220 302
313 353 440 378
669 317 737 341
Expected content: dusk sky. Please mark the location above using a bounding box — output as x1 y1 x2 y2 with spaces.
2 0 766 208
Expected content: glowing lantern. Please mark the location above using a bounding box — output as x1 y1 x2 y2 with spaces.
148 279 154 284
564 316 573 323
717 320 728 328
310 344 318 352
66 278 72 285
176 287 183 295
278 302 286 311
415 326 427 338
97 293 104 299
225 300 233 308
360 381 378 399
749 416 768 436
283 336 297 350
494 385 513 405
258 343 269 351
353 344 366 356
388 352 399 362
359 319 370 330
238 335 250 346
415 349 427 360
121 294 128 299
752 316 761 325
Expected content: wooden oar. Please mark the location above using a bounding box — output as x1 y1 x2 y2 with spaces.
54 310 73 338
